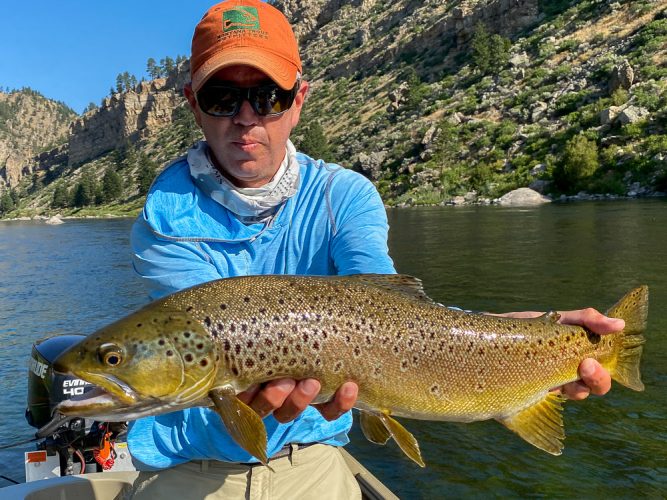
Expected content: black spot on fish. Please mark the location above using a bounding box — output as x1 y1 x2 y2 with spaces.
478 348 485 356
259 308 267 314
288 358 297 367
184 332 191 338
315 358 322 366
235 345 241 355
223 340 231 352
267 370 274 376
354 346 361 357
278 298 285 305
232 366 239 376
278 332 285 340
166 350 174 357
548 340 555 347
244 297 251 303
230 325 236 333
211 329 219 339
220 304 227 310
282 347 289 355
136 323 142 328
313 341 320 351
200 359 208 367
186 306 193 312
246 340 254 349
430 385 440 395
204 317 212 327
586 331 601 344
272 356 279 364
259 353 266 361
245 359 255 368
158 339 165 346
565 336 570 342
196 343 204 350
334 361 343 372
264 338 273 347
184 353 193 363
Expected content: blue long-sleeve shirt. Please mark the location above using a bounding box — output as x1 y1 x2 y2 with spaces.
127 148 395 468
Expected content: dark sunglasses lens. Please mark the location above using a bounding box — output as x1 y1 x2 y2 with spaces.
254 86 294 115
197 87 240 116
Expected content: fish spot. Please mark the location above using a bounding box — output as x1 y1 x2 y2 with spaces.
220 304 227 310
244 297 251 303
259 353 266 361
230 325 236 333
204 317 212 327
565 336 570 342
136 323 143 328
259 308 267 314
400 359 409 372
245 359 255 368
196 343 204 350
272 356 279 364
200 359 208 367
186 306 193 312
184 353 194 363
354 346 361 357
586 331 601 344
232 366 239 376
282 347 289 355
478 348 485 356
235 345 241 355
158 339 165 346
184 332 191 338
312 341 320 351
166 350 174 357
334 361 343 373
246 340 254 349
278 298 285 305
267 370 274 376
430 384 441 396
315 358 322 366
288 358 297 367
241 324 248 333
476 383 485 392
264 338 273 347
223 340 231 351
548 340 555 347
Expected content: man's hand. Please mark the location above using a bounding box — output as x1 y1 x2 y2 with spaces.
237 379 358 423
499 308 624 400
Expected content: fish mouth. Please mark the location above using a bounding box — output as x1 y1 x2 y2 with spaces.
69 371 139 405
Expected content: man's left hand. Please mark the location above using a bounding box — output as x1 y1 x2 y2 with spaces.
500 307 624 400
557 308 624 400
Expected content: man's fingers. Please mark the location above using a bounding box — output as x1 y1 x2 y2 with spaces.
273 379 321 423
314 382 358 421
578 358 612 396
560 380 591 400
558 308 625 335
248 378 296 418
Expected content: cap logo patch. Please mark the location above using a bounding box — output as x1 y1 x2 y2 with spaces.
223 6 260 32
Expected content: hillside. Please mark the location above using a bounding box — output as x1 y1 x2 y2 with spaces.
1 0 666 218
0 89 75 190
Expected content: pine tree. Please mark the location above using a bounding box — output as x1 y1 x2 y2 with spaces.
52 184 69 208
101 167 123 203
72 171 97 207
299 123 331 161
147 57 160 79
0 191 15 214
136 153 158 195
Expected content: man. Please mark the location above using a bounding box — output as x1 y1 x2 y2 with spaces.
128 0 619 497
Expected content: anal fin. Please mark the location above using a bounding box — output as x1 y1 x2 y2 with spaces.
497 392 566 455
359 411 391 445
209 388 268 465
363 410 425 467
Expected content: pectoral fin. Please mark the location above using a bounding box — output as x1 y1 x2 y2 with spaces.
497 392 566 455
359 411 391 445
209 388 268 465
363 410 425 467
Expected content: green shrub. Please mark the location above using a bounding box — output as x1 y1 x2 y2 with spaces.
555 134 600 192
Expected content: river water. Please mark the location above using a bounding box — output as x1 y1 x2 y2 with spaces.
0 201 665 497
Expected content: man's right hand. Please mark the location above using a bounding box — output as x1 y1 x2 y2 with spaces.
237 379 359 423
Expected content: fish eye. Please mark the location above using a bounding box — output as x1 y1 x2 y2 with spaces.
98 344 123 367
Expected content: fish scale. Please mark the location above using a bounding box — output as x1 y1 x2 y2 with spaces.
53 274 648 466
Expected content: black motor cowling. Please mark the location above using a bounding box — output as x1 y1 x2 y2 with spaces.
26 335 93 428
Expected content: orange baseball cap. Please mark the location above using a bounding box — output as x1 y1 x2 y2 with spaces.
190 0 302 92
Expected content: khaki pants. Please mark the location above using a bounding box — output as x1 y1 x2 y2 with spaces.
129 444 361 500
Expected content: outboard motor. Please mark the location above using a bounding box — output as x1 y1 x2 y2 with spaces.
24 336 132 479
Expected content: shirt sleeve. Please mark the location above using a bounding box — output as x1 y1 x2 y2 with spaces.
131 216 223 300
327 170 396 275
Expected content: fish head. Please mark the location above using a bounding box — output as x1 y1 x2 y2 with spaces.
52 309 218 419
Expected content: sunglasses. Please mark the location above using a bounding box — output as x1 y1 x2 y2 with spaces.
196 81 300 118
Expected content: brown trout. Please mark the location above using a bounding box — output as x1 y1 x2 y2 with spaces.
52 275 647 466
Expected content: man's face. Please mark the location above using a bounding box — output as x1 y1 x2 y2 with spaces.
185 65 308 188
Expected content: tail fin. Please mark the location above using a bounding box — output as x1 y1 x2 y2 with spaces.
605 286 648 391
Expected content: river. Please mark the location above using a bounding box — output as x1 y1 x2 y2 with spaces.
0 201 665 497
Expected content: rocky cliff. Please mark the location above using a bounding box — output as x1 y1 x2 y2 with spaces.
0 90 75 188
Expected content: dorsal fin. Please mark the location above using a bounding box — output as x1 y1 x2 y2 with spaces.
339 274 435 303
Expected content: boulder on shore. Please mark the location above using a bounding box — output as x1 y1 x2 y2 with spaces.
499 188 551 206
45 215 64 225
